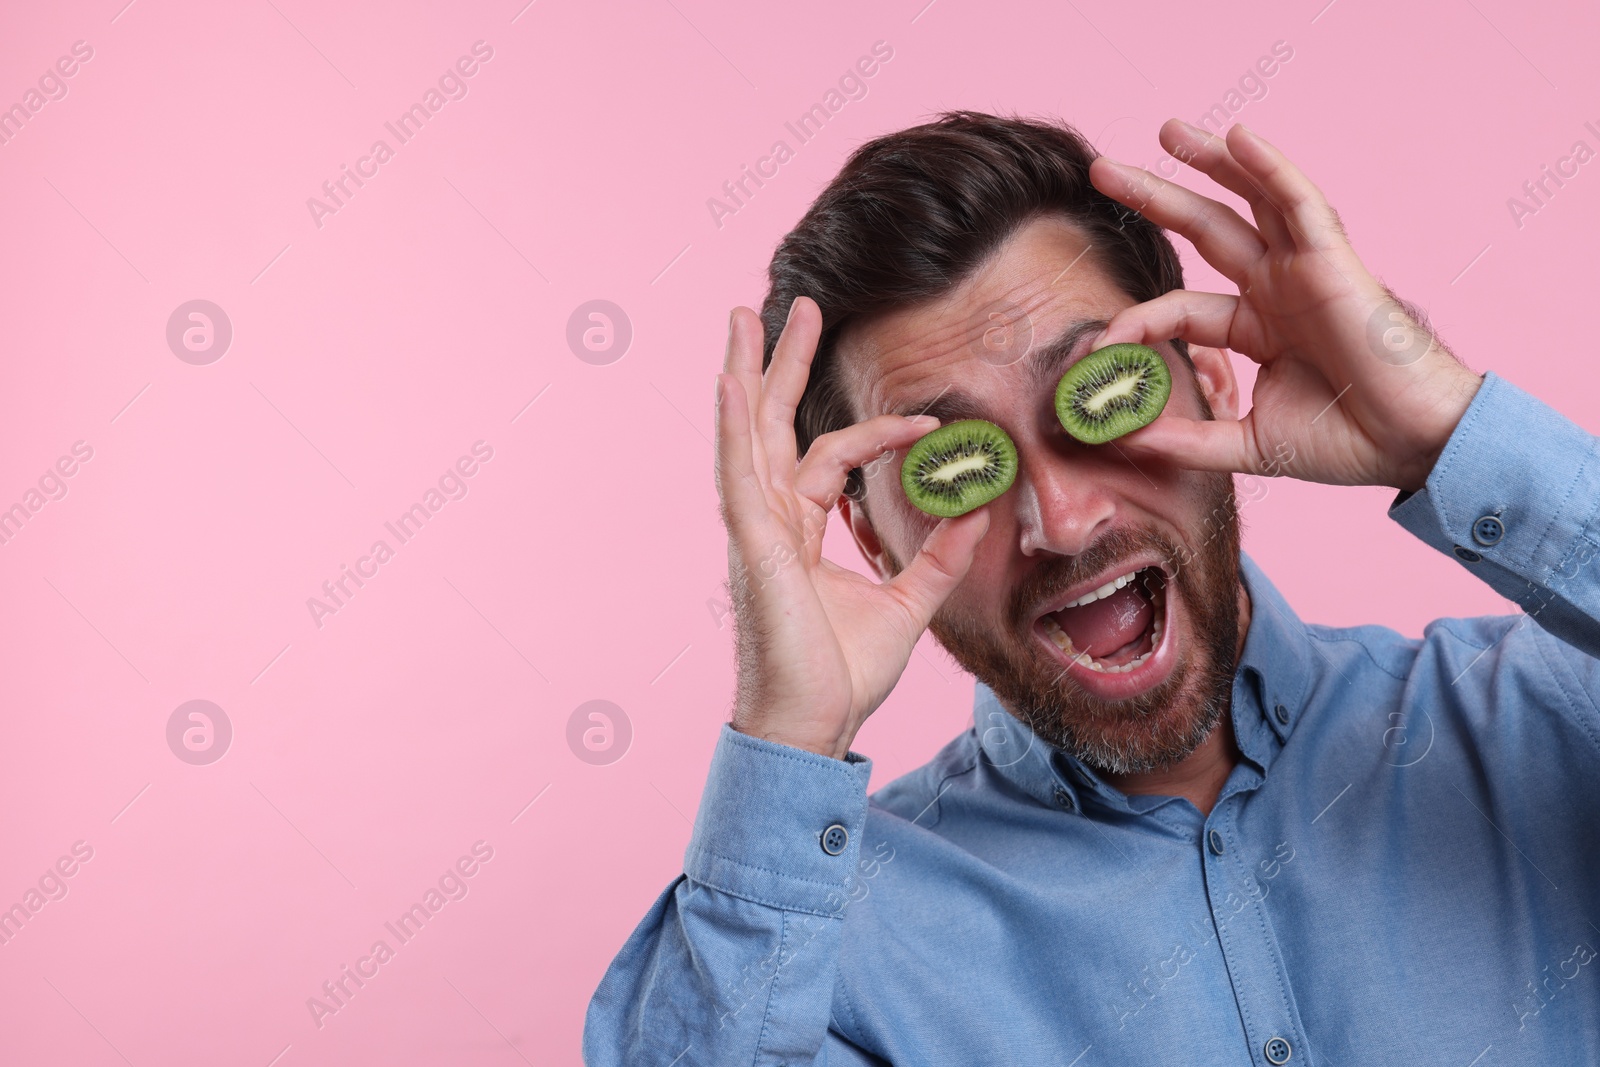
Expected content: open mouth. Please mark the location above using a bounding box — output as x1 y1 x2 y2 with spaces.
1033 564 1171 685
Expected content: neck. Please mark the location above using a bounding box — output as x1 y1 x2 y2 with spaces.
1102 580 1252 817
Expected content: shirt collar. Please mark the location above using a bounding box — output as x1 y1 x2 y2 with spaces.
972 551 1316 814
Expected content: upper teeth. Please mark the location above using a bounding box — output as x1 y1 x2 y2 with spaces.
1059 569 1140 610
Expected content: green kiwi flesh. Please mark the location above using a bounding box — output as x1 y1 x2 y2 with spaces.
900 419 1018 518
1054 343 1172 444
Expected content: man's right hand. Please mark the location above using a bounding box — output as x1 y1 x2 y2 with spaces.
713 297 991 760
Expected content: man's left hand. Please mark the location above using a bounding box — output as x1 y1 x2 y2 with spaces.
1088 119 1482 493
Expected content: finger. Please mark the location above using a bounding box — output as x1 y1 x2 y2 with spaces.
1089 156 1266 285
1224 124 1342 253
759 296 824 489
882 507 991 634
712 373 771 543
1092 289 1254 360
725 306 771 480
1158 119 1294 249
793 413 940 510
724 306 762 405
1114 412 1263 476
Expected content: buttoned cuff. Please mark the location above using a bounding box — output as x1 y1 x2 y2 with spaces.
1390 371 1600 610
682 723 873 917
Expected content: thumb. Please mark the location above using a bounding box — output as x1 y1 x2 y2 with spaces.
884 507 990 633
1115 413 1260 475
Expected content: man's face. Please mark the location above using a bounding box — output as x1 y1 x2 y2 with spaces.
839 215 1243 775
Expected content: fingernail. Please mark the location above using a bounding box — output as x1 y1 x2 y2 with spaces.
714 375 724 405
787 296 801 323
910 414 939 426
728 308 736 335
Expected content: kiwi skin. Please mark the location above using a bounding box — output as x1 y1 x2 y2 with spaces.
1054 343 1172 445
900 419 1019 518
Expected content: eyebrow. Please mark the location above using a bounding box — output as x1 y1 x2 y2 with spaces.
884 318 1110 422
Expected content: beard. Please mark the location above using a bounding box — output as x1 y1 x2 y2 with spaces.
886 473 1242 776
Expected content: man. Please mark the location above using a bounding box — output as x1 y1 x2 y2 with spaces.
584 111 1600 1064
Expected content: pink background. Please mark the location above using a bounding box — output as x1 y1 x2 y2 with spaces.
1 0 1597 1062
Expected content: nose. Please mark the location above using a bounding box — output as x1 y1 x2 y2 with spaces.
1011 449 1117 558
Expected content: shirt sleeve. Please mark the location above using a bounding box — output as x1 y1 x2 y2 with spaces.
1390 370 1600 659
583 723 875 1066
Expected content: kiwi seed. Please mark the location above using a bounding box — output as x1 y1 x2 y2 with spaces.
900 419 1018 518
1054 343 1172 444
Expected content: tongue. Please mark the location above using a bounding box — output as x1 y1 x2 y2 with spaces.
1055 585 1152 658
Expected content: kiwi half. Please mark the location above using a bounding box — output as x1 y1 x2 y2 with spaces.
900 419 1018 518
1054 343 1172 444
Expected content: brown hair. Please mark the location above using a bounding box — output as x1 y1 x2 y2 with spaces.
759 110 1188 497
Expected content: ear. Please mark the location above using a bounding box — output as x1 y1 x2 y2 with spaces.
840 495 894 582
1186 344 1239 422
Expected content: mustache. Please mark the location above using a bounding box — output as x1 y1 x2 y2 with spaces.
1008 524 1184 626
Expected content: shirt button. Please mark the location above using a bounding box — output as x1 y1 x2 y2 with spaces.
1274 703 1290 726
1052 785 1076 812
1472 514 1504 546
1264 1035 1292 1064
820 824 849 856
1453 545 1482 563
1207 829 1225 855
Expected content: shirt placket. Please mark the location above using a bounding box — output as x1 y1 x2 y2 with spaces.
1202 794 1310 1066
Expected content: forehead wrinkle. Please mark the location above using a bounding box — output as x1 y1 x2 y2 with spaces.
861 338 966 420
852 218 1121 425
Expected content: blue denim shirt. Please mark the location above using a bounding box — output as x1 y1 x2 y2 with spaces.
585 372 1600 1065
